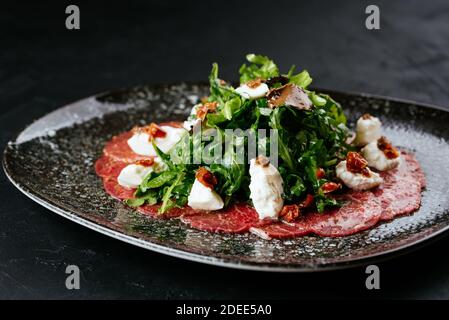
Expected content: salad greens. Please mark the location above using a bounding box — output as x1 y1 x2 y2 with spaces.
129 54 351 214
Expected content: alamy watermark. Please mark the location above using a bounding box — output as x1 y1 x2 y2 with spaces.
65 265 80 290
365 265 380 290
168 127 279 167
365 5 380 30
65 5 80 30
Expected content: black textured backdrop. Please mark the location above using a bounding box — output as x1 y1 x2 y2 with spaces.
1 0 449 299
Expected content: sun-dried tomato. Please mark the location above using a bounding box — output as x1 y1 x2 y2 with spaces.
134 123 167 139
196 102 218 121
246 78 263 89
321 182 341 193
147 123 167 138
135 158 155 167
316 168 326 179
377 136 400 159
279 205 300 222
346 151 370 177
299 194 315 208
195 167 218 189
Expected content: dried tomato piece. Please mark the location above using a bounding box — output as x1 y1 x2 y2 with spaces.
316 168 326 179
280 195 314 222
279 204 300 222
377 136 399 159
346 151 370 176
196 102 218 121
302 194 315 207
246 78 263 89
135 158 155 167
133 123 167 139
321 182 341 193
362 113 372 120
147 123 167 138
195 167 218 189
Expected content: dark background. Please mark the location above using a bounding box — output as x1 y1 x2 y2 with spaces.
1 0 449 299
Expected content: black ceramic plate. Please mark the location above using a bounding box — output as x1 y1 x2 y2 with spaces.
3 83 449 272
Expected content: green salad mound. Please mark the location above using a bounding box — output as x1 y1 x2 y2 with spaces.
127 54 352 214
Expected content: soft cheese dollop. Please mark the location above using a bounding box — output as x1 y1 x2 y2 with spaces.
249 156 284 220
117 164 153 189
354 114 382 146
361 140 401 171
127 125 187 156
235 81 269 99
187 179 224 211
336 161 383 190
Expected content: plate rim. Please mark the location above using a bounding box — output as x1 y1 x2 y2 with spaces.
3 83 449 272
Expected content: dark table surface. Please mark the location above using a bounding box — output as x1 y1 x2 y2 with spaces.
1 0 449 299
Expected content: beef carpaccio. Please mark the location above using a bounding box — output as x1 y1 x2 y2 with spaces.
96 130 425 240
94 55 426 240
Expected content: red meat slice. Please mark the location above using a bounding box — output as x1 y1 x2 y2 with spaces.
103 131 150 163
250 221 310 240
375 152 423 221
252 191 382 239
399 151 426 188
180 203 273 233
137 204 197 219
95 155 128 179
103 178 135 200
307 191 382 237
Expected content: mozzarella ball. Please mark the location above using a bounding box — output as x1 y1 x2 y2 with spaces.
361 140 401 171
117 164 153 189
235 83 269 99
187 179 224 211
249 156 284 219
336 161 383 190
354 114 382 146
127 126 187 156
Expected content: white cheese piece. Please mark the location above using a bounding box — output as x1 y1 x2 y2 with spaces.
249 157 284 220
187 179 224 211
361 140 401 171
117 164 153 189
336 161 383 191
127 125 187 156
235 83 269 99
354 115 382 146
183 103 202 130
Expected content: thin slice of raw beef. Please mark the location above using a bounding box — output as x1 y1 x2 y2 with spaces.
103 131 150 163
251 191 382 239
95 155 128 179
103 177 136 200
307 191 382 237
398 151 426 188
375 153 423 221
137 203 197 219
250 221 310 240
180 203 273 233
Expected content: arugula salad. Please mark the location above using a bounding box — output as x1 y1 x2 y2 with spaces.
125 54 352 217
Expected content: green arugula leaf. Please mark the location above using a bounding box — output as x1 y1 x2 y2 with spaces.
239 54 279 83
289 70 312 88
159 172 186 213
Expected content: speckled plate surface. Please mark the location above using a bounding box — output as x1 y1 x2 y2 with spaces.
3 83 449 272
